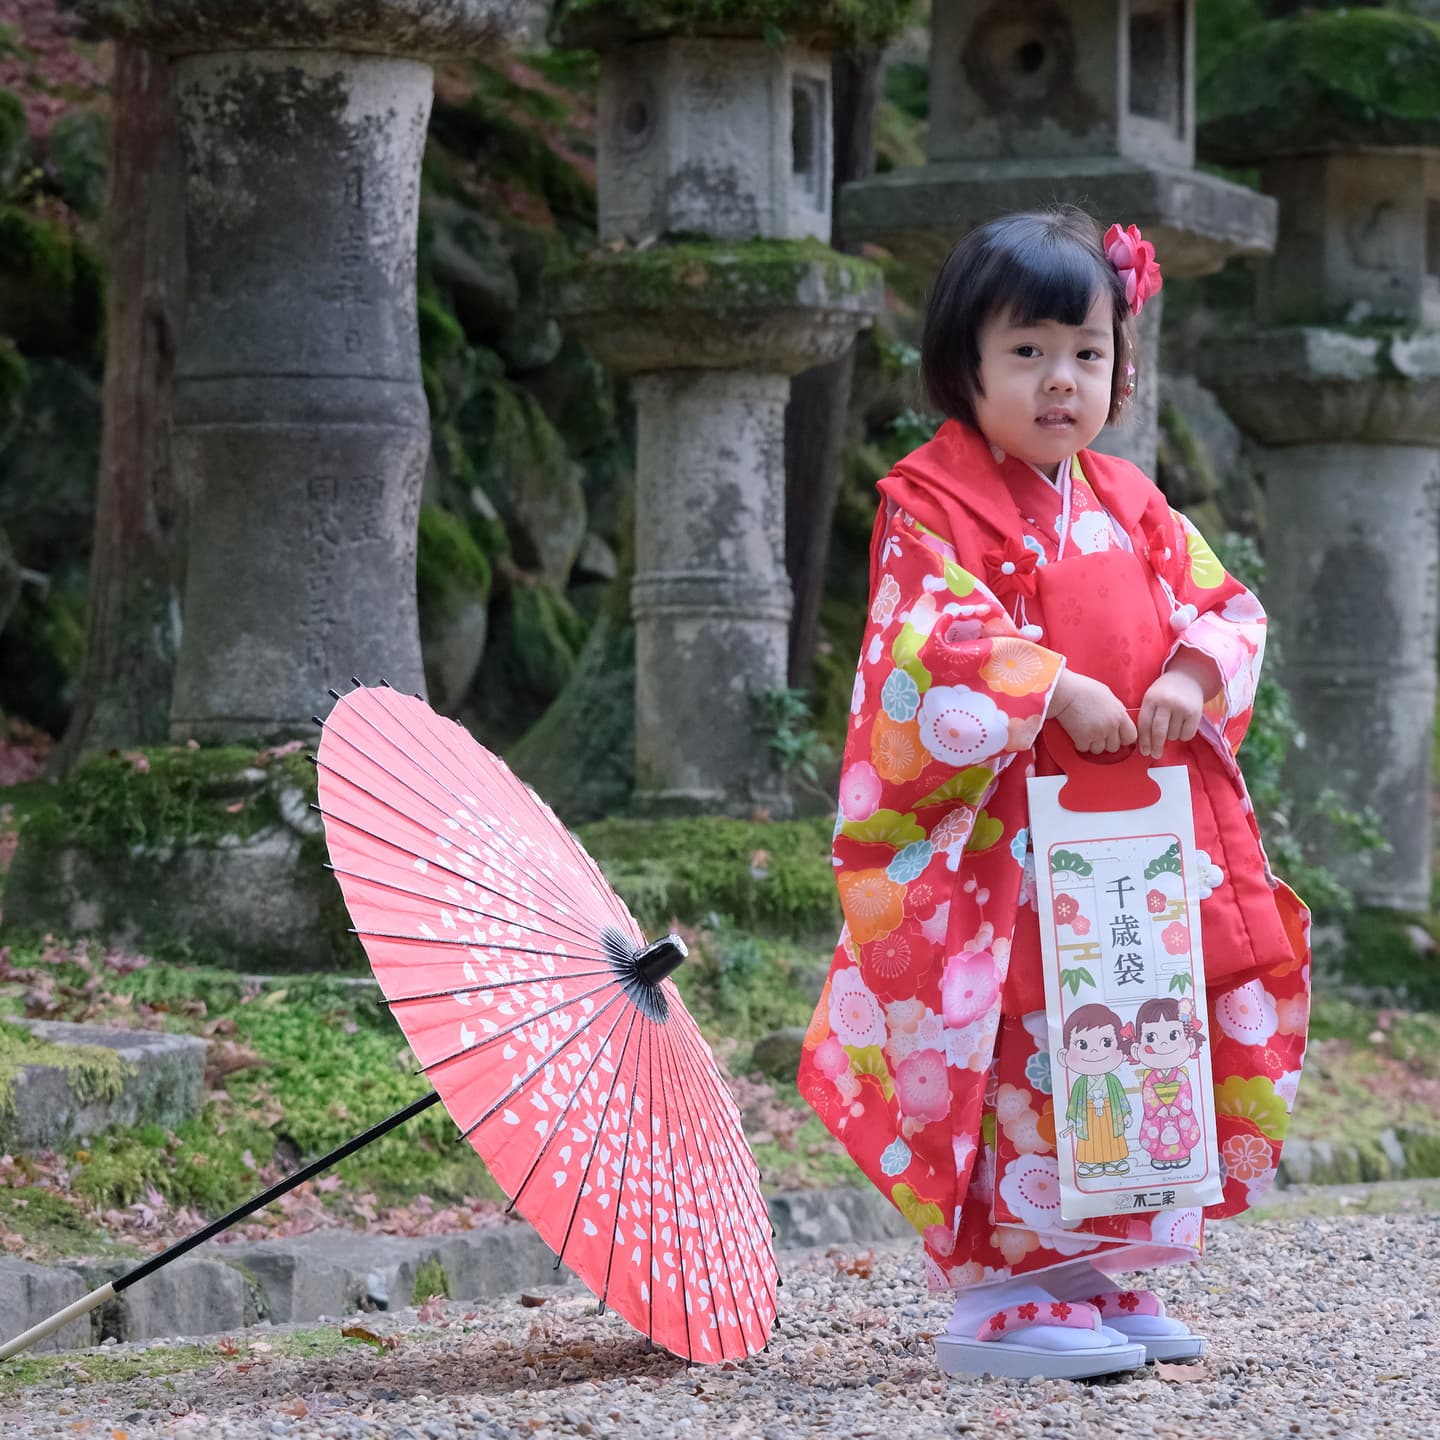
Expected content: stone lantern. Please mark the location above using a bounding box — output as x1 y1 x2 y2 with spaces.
556 6 884 817
76 0 525 743
598 37 834 244
841 0 1277 473
1198 11 1440 909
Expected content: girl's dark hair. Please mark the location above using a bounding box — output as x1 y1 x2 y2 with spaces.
920 207 1134 428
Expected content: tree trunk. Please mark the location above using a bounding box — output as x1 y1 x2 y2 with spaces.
57 42 186 769
784 50 882 690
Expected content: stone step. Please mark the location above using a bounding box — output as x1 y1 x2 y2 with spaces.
0 1185 909 1353
0 1019 206 1152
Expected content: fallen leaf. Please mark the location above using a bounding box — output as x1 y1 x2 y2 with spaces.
341 1326 385 1349
1155 1361 1208 1382
281 1399 308 1418
520 1293 549 1307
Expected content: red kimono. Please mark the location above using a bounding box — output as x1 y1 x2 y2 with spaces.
798 421 1310 1290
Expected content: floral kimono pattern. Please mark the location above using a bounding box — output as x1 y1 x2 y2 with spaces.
798 421 1311 1292
1137 1068 1202 1168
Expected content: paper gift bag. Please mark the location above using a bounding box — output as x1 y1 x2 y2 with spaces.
1027 726 1223 1223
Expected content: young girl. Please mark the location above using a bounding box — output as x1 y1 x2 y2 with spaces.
798 208 1311 1381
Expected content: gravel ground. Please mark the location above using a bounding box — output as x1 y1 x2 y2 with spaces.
3 1206 1436 1440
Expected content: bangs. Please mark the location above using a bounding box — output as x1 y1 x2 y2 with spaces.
1001 232 1114 329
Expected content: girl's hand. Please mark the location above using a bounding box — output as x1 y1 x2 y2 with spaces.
1136 653 1219 758
1050 670 1138 754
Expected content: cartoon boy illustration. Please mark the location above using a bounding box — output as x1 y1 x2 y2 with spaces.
1057 1003 1134 1178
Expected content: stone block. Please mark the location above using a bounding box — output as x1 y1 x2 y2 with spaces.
840 157 1276 280
1242 439 1439 910
0 1259 90 1354
1203 328 1440 446
0 1021 206 1152
429 1225 570 1298
597 38 832 244
1258 151 1440 329
930 0 1194 171
558 245 882 376
68 1257 253 1343
219 1221 573 1328
217 1238 362 1325
749 1027 807 1082
3 825 350 972
768 1186 910 1250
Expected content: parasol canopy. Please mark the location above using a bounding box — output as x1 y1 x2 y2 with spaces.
314 682 777 1362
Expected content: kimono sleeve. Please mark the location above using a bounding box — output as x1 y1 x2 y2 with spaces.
835 511 1066 915
1164 509 1267 757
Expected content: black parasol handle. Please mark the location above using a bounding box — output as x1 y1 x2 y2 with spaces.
0 1090 443 1362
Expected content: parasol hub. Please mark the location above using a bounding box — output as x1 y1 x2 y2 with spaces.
636 934 688 986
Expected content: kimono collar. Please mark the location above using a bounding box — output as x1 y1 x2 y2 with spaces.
870 419 1162 588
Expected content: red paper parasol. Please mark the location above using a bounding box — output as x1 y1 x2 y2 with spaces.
313 683 777 1363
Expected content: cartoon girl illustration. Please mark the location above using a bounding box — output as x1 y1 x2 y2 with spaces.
1127 997 1205 1170
1056 1003 1134 1178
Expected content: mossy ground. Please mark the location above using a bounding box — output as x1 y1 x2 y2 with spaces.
0 1324 352 1398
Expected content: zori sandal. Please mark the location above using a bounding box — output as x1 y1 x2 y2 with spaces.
1084 1289 1208 1363
935 1299 1147 1380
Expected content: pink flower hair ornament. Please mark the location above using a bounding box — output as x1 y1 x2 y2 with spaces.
1104 222 1162 316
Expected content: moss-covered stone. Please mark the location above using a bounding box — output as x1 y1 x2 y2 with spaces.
578 813 839 936
552 0 917 49
458 376 585 587
417 504 492 618
1338 908 1440 1009
0 205 104 358
46 108 108 220
417 503 493 715
1199 10 1440 162
508 607 636 824
3 746 361 972
554 237 879 320
0 1018 128 1122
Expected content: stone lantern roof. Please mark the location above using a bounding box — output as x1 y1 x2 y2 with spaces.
1198 9 1440 164
550 0 916 49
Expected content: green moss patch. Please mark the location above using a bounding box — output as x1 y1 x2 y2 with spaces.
1200 10 1440 161
417 503 492 617
0 1017 129 1120
553 0 916 49
554 238 879 320
20 744 317 854
579 814 839 937
0 1324 353 1398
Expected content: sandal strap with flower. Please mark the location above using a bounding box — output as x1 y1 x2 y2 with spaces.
1085 1289 1165 1319
977 1299 1102 1341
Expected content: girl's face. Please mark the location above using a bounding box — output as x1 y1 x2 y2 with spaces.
1138 1019 1192 1069
972 291 1115 480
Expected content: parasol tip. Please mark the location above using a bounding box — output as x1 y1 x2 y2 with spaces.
351 676 363 687
311 715 324 728
635 934 688 987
